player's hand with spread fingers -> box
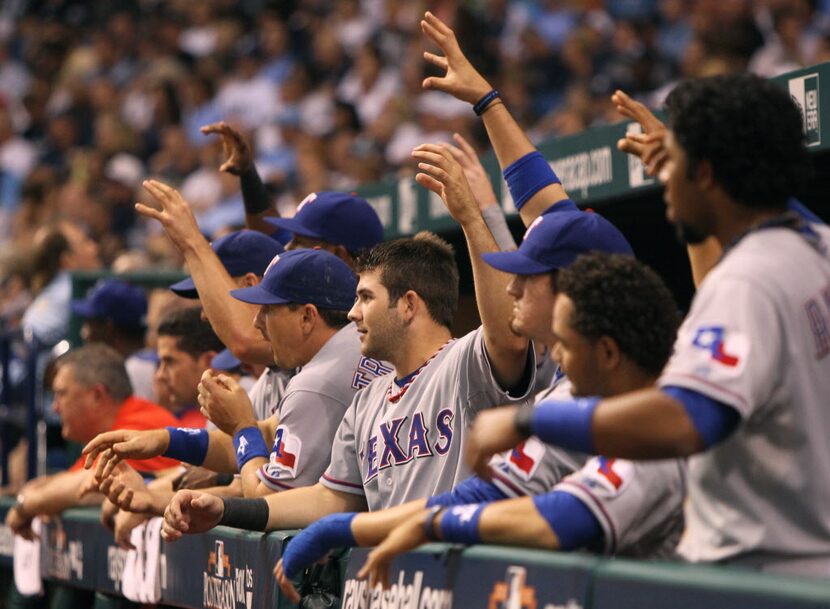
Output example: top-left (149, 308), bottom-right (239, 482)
top-left (99, 462), bottom-right (155, 514)
top-left (200, 121), bottom-right (253, 175)
top-left (465, 405), bottom-right (524, 480)
top-left (420, 11), bottom-right (493, 105)
top-left (274, 559), bottom-right (301, 604)
top-left (197, 369), bottom-right (257, 437)
top-left (135, 179), bottom-right (203, 253)
top-left (357, 512), bottom-right (431, 590)
top-left (412, 143), bottom-right (479, 225)
top-left (161, 490), bottom-right (224, 542)
top-left (82, 428), bottom-right (170, 481)
top-left (444, 133), bottom-right (499, 211)
top-left (611, 90), bottom-right (668, 177)
top-left (100, 498), bottom-right (119, 533)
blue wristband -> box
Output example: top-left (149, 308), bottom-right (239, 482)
top-left (473, 89), bottom-right (500, 116)
top-left (531, 397), bottom-right (599, 454)
top-left (282, 513), bottom-right (357, 579)
top-left (232, 426), bottom-right (270, 470)
top-left (503, 151), bottom-right (560, 211)
top-left (163, 427), bottom-right (209, 465)
top-left (438, 503), bottom-right (485, 544)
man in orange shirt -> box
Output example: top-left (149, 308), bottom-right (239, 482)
top-left (5, 344), bottom-right (180, 540)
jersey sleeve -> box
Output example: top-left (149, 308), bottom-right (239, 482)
top-left (554, 457), bottom-right (686, 557)
top-left (455, 327), bottom-right (536, 414)
top-left (319, 399), bottom-right (365, 497)
top-left (659, 275), bottom-right (782, 418)
top-left (257, 390), bottom-right (346, 492)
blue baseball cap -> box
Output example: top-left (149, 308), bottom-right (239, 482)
top-left (211, 348), bottom-right (242, 371)
top-left (230, 249), bottom-right (357, 310)
top-left (265, 192), bottom-right (384, 254)
top-left (72, 279), bottom-right (147, 329)
top-left (482, 205), bottom-right (633, 274)
top-left (170, 230), bottom-right (285, 298)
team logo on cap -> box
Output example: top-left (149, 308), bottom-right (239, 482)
top-left (263, 254), bottom-right (281, 277)
top-left (523, 216), bottom-right (544, 240)
top-left (296, 192), bottom-right (318, 213)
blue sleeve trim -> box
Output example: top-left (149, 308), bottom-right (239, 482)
top-left (787, 198), bottom-right (823, 225)
top-left (532, 490), bottom-right (603, 551)
top-left (662, 386), bottom-right (740, 448)
top-left (531, 397), bottom-right (599, 454)
top-left (426, 476), bottom-right (508, 508)
top-left (503, 151), bottom-right (560, 211)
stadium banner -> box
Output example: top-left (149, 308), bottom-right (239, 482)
top-left (357, 62), bottom-right (830, 239)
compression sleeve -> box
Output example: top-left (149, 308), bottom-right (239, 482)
top-left (662, 385), bottom-right (740, 448)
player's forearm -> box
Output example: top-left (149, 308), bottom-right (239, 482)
top-left (480, 103), bottom-right (569, 225)
top-left (22, 471), bottom-right (99, 516)
top-left (477, 497), bottom-right (560, 550)
top-left (462, 216), bottom-right (529, 386)
top-left (203, 430), bottom-right (242, 474)
top-left (184, 240), bottom-right (274, 365)
top-left (591, 389), bottom-right (704, 458)
top-left (351, 499), bottom-right (428, 546)
top-left (264, 483), bottom-right (367, 530)
top-left (239, 458), bottom-right (271, 498)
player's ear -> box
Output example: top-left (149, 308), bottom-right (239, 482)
top-left (399, 290), bottom-right (419, 323)
top-left (300, 303), bottom-right (318, 334)
top-left (242, 272), bottom-right (259, 288)
top-left (332, 245), bottom-right (354, 267)
top-left (596, 335), bottom-right (621, 371)
top-left (695, 159), bottom-right (715, 189)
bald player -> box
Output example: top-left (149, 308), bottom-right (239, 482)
top-left (468, 74), bottom-right (830, 577)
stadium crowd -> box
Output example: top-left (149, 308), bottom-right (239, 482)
top-left (1, 1), bottom-right (830, 607)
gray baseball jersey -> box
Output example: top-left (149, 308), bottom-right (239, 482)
top-left (488, 377), bottom-right (586, 497)
top-left (257, 324), bottom-right (392, 491)
top-left (249, 367), bottom-right (294, 421)
top-left (556, 457), bottom-right (686, 558)
top-left (320, 327), bottom-right (536, 510)
top-left (659, 223), bottom-right (830, 574)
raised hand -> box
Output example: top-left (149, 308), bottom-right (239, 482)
top-left (411, 143), bottom-right (479, 224)
top-left (82, 429), bottom-right (170, 481)
top-left (444, 133), bottom-right (498, 211)
top-left (464, 405), bottom-right (524, 480)
top-left (420, 12), bottom-right (493, 104)
top-left (161, 490), bottom-right (224, 542)
top-left (611, 90), bottom-right (668, 177)
top-left (135, 179), bottom-right (203, 252)
top-left (200, 121), bottom-right (253, 175)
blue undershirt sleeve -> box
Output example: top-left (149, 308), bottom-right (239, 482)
top-left (532, 490), bottom-right (603, 551)
top-left (426, 475), bottom-right (509, 507)
top-left (662, 385), bottom-right (741, 448)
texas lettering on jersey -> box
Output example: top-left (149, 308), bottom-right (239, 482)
top-left (352, 356), bottom-right (394, 390)
top-left (362, 409), bottom-right (455, 482)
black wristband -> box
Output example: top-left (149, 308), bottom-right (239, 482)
top-left (514, 405), bottom-right (534, 439)
top-left (473, 90), bottom-right (500, 116)
top-left (215, 473), bottom-right (235, 487)
top-left (219, 497), bottom-right (270, 531)
top-left (239, 166), bottom-right (272, 215)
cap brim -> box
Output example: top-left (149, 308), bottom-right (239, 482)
top-left (480, 251), bottom-right (558, 275)
top-left (169, 277), bottom-right (199, 299)
top-left (264, 217), bottom-right (324, 241)
top-left (211, 349), bottom-right (242, 371)
top-left (230, 285), bottom-right (292, 305)
top-left (70, 300), bottom-right (95, 318)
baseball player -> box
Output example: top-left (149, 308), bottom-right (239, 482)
top-left (84, 249), bottom-right (389, 503)
top-left (468, 74), bottom-right (830, 577)
top-left (157, 140), bottom-right (540, 541)
top-left (275, 253), bottom-right (684, 597)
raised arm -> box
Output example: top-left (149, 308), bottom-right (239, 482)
top-left (137, 179), bottom-right (274, 365)
top-left (611, 90), bottom-right (722, 287)
top-left (200, 121), bottom-right (284, 237)
top-left (420, 12), bottom-right (568, 225)
top-left (412, 143), bottom-right (529, 389)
